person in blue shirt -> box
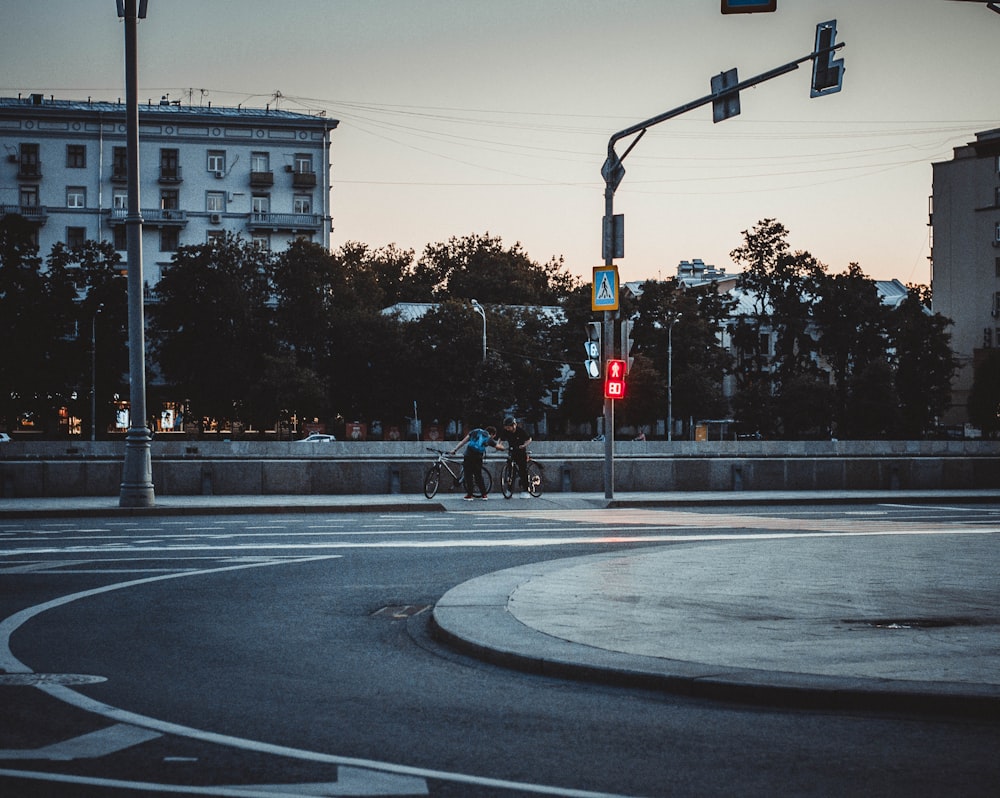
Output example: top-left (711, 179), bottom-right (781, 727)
top-left (450, 425), bottom-right (498, 500)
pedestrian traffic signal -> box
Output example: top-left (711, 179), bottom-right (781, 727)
top-left (584, 321), bottom-right (602, 380)
top-left (604, 359), bottom-right (627, 400)
top-left (810, 20), bottom-right (845, 98)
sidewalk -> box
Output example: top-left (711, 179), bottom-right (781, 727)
top-left (2, 489), bottom-right (999, 716)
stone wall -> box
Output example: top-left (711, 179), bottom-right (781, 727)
top-left (1, 440), bottom-right (998, 497)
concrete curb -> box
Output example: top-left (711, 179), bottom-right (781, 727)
top-left (431, 557), bottom-right (1000, 719)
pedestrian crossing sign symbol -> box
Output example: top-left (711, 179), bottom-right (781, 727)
top-left (592, 266), bottom-right (619, 311)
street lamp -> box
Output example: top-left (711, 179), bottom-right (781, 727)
top-left (90, 303), bottom-right (104, 441)
top-left (471, 299), bottom-right (486, 362)
top-left (117, 0), bottom-right (155, 507)
top-left (667, 313), bottom-right (682, 442)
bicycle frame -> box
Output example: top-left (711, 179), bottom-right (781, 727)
top-left (423, 448), bottom-right (494, 498)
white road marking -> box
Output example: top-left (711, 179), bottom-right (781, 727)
top-left (0, 556), bottom-right (640, 798)
top-left (0, 723), bottom-right (161, 761)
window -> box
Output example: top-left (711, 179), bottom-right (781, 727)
top-left (112, 146), bottom-right (127, 178)
top-left (251, 151), bottom-right (269, 172)
top-left (293, 194), bottom-right (312, 214)
top-left (113, 226), bottom-right (127, 251)
top-left (66, 187), bottom-right (86, 208)
top-left (20, 185), bottom-right (38, 207)
top-left (996, 257), bottom-right (1000, 278)
top-left (160, 189), bottom-right (179, 210)
top-left (251, 233), bottom-right (270, 250)
top-left (251, 194), bottom-right (269, 214)
top-left (19, 143), bottom-right (40, 176)
top-left (294, 153), bottom-right (313, 173)
top-left (206, 230), bottom-right (225, 246)
top-left (66, 226), bottom-right (86, 248)
top-left (113, 190), bottom-right (128, 209)
top-left (996, 222), bottom-right (1000, 243)
top-left (159, 148), bottom-right (180, 180)
top-left (67, 144), bottom-right (86, 168)
top-left (206, 191), bottom-right (225, 212)
top-left (994, 292), bottom-right (1000, 318)
top-left (160, 229), bottom-right (179, 252)
top-left (207, 150), bottom-right (226, 174)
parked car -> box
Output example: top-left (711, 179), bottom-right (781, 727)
top-left (296, 433), bottom-right (336, 443)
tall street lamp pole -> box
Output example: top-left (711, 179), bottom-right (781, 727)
top-left (90, 303), bottom-right (103, 442)
top-left (471, 299), bottom-right (486, 362)
top-left (117, 0), bottom-right (155, 507)
top-left (667, 313), bottom-right (681, 442)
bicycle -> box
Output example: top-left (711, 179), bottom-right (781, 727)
top-left (499, 449), bottom-right (543, 498)
top-left (422, 448), bottom-right (493, 499)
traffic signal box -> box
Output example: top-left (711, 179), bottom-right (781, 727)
top-left (604, 359), bottom-right (627, 400)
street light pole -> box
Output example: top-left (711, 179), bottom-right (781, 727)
top-left (117, 0), bottom-right (155, 507)
top-left (667, 314), bottom-right (681, 442)
top-left (90, 303), bottom-right (103, 441)
top-left (471, 299), bottom-right (486, 362)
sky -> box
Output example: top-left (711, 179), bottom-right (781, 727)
top-left (3, 0), bottom-right (1000, 287)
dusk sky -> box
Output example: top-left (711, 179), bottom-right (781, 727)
top-left (3, 0), bottom-right (999, 287)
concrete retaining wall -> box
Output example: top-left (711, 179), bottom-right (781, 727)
top-left (1, 440), bottom-right (998, 497)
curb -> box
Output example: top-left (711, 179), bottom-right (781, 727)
top-left (431, 560), bottom-right (1000, 720)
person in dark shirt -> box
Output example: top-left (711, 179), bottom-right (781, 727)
top-left (497, 416), bottom-right (532, 497)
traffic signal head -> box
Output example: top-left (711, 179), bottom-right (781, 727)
top-left (604, 359), bottom-right (627, 400)
top-left (584, 321), bottom-right (602, 380)
top-left (621, 319), bottom-right (635, 373)
top-left (811, 20), bottom-right (845, 98)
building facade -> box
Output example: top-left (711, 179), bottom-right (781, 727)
top-left (0, 93), bottom-right (339, 288)
top-left (930, 126), bottom-right (1000, 425)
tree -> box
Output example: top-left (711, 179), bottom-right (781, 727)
top-left (150, 235), bottom-right (275, 428)
top-left (890, 287), bottom-right (957, 438)
top-left (417, 232), bottom-right (579, 305)
top-left (729, 219), bottom-right (825, 436)
top-left (812, 263), bottom-right (890, 437)
top-left (969, 350), bottom-right (1000, 437)
top-left (0, 215), bottom-right (81, 434)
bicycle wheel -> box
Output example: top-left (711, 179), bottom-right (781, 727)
top-left (526, 461), bottom-right (543, 497)
top-left (458, 464), bottom-right (492, 497)
top-left (500, 461), bottom-right (515, 499)
top-left (423, 465), bottom-right (441, 499)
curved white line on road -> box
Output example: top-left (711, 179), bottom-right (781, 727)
top-left (0, 554), bottom-right (637, 798)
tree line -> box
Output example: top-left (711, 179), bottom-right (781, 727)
top-left (1, 213), bottom-right (986, 440)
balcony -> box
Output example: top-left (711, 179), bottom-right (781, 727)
top-left (247, 212), bottom-right (323, 232)
top-left (291, 170), bottom-right (317, 188)
top-left (249, 171), bottom-right (274, 188)
top-left (0, 204), bottom-right (48, 225)
top-left (158, 165), bottom-right (183, 184)
top-left (107, 208), bottom-right (188, 227)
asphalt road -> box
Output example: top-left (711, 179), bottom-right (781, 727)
top-left (1, 504), bottom-right (999, 797)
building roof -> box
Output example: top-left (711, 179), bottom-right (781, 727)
top-left (0, 94), bottom-right (338, 130)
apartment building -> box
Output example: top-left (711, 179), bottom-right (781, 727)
top-left (930, 126), bottom-right (1000, 425)
top-left (0, 93), bottom-right (339, 287)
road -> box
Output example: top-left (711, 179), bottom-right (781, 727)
top-left (1, 502), bottom-right (998, 797)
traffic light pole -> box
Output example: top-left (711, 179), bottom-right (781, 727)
top-left (599, 31), bottom-right (844, 499)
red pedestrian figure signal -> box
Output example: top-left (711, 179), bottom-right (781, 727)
top-left (604, 359), bottom-right (627, 400)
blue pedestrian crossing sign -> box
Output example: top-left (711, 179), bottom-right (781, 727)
top-left (592, 266), bottom-right (620, 311)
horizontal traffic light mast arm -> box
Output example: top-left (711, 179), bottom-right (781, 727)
top-left (605, 41), bottom-right (844, 169)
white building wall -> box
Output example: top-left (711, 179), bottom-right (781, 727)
top-left (0, 95), bottom-right (338, 287)
top-left (931, 127), bottom-right (1000, 425)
